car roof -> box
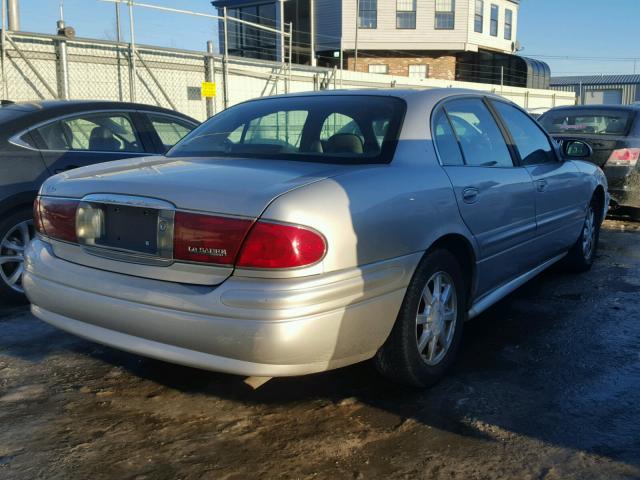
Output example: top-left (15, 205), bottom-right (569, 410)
top-left (544, 104), bottom-right (640, 113)
top-left (0, 100), bottom-right (199, 123)
top-left (254, 87), bottom-right (505, 104)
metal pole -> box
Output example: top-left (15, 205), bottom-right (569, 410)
top-left (500, 66), bottom-right (504, 93)
top-left (205, 40), bottom-right (216, 117)
top-left (115, 2), bottom-right (123, 101)
top-left (339, 46), bottom-right (343, 88)
top-left (1, 0), bottom-right (6, 99)
top-left (56, 20), bottom-right (70, 99)
top-left (127, 0), bottom-right (137, 102)
top-left (354, 0), bottom-right (359, 71)
top-left (287, 21), bottom-right (292, 93)
top-left (222, 6), bottom-right (229, 109)
top-left (7, 0), bottom-right (18, 31)
top-left (309, 0), bottom-right (316, 66)
top-left (279, 0), bottom-right (285, 63)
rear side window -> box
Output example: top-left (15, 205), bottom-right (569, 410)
top-left (35, 113), bottom-right (144, 152)
top-left (147, 114), bottom-right (195, 151)
top-left (433, 109), bottom-right (464, 166)
top-left (444, 98), bottom-right (513, 167)
top-left (539, 108), bottom-right (632, 135)
top-left (492, 101), bottom-right (556, 165)
top-left (168, 95), bottom-right (406, 164)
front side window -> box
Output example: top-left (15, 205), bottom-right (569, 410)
top-left (490, 4), bottom-right (499, 36)
top-left (359, 0), bottom-right (377, 29)
top-left (435, 0), bottom-right (455, 29)
top-left (492, 101), bottom-right (555, 165)
top-left (35, 113), bottom-right (143, 152)
top-left (504, 9), bottom-right (513, 40)
top-left (408, 64), bottom-right (428, 79)
top-left (539, 108), bottom-right (632, 136)
top-left (443, 98), bottom-right (513, 167)
top-left (168, 95), bottom-right (406, 164)
top-left (368, 64), bottom-right (388, 74)
top-left (147, 114), bottom-right (195, 151)
top-left (396, 0), bottom-right (416, 29)
top-left (474, 0), bottom-right (484, 33)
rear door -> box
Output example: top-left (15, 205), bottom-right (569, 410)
top-left (491, 100), bottom-right (589, 258)
top-left (434, 97), bottom-right (538, 296)
top-left (29, 111), bottom-right (153, 174)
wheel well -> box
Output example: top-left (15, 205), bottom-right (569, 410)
top-left (593, 185), bottom-right (606, 223)
top-left (427, 234), bottom-right (476, 307)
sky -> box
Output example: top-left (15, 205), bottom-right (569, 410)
top-left (14, 0), bottom-right (640, 78)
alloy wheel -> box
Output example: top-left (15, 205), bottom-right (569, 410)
top-left (416, 271), bottom-right (458, 366)
top-left (582, 206), bottom-right (596, 260)
top-left (0, 219), bottom-right (34, 293)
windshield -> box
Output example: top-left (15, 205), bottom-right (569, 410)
top-left (168, 95), bottom-right (406, 164)
top-left (539, 108), bottom-right (632, 136)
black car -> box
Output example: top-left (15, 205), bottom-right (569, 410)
top-left (539, 105), bottom-right (640, 216)
top-left (0, 100), bottom-right (199, 302)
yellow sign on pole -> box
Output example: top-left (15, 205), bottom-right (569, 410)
top-left (201, 82), bottom-right (217, 98)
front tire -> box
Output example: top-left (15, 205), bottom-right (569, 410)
top-left (0, 208), bottom-right (34, 304)
top-left (374, 249), bottom-right (466, 388)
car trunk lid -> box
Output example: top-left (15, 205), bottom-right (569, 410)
top-left (40, 156), bottom-right (354, 285)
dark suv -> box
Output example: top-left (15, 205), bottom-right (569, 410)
top-left (0, 100), bottom-right (199, 302)
top-left (539, 105), bottom-right (640, 217)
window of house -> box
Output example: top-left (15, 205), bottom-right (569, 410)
top-left (359, 0), bottom-right (377, 29)
top-left (396, 0), bottom-right (416, 29)
top-left (474, 0), bottom-right (484, 33)
top-left (435, 0), bottom-right (455, 29)
top-left (408, 64), bottom-right (429, 79)
top-left (490, 4), bottom-right (499, 36)
top-left (368, 64), bottom-right (388, 74)
top-left (504, 9), bottom-right (513, 40)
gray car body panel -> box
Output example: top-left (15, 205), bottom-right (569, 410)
top-left (24, 88), bottom-right (609, 377)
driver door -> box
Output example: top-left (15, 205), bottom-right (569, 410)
top-left (435, 97), bottom-right (538, 296)
top-left (30, 111), bottom-right (153, 175)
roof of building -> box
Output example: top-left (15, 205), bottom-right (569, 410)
top-left (551, 74), bottom-right (640, 86)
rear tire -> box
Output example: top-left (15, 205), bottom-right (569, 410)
top-left (564, 197), bottom-right (601, 273)
top-left (374, 249), bottom-right (466, 388)
top-left (0, 208), bottom-right (34, 304)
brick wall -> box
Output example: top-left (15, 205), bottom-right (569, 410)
top-left (344, 52), bottom-right (457, 80)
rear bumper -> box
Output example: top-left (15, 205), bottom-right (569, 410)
top-left (24, 239), bottom-right (418, 377)
top-left (603, 166), bottom-right (640, 209)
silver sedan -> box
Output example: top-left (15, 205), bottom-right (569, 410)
top-left (23, 89), bottom-right (609, 387)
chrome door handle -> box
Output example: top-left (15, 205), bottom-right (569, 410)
top-left (462, 187), bottom-right (479, 204)
top-left (536, 179), bottom-right (548, 192)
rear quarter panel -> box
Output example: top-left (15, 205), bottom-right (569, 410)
top-left (254, 142), bottom-right (477, 279)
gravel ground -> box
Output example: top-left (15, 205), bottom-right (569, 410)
top-left (1, 219), bottom-right (639, 480)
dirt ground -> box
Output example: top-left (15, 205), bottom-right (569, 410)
top-left (1, 219), bottom-right (639, 480)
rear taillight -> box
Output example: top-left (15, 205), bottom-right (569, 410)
top-left (236, 221), bottom-right (326, 269)
top-left (34, 197), bottom-right (79, 243)
top-left (173, 211), bottom-right (253, 265)
top-left (606, 148), bottom-right (640, 167)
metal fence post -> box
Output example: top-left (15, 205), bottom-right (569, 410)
top-left (222, 7), bottom-right (229, 109)
top-left (205, 40), bottom-right (216, 117)
top-left (55, 20), bottom-right (70, 99)
top-left (127, 0), bottom-right (137, 102)
top-left (115, 2), bottom-right (124, 101)
top-left (287, 21), bottom-right (292, 93)
top-left (1, 0), bottom-right (6, 100)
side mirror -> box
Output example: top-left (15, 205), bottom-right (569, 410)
top-left (562, 139), bottom-right (592, 159)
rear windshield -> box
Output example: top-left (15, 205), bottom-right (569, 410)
top-left (539, 108), bottom-right (632, 136)
top-left (168, 95), bottom-right (406, 164)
